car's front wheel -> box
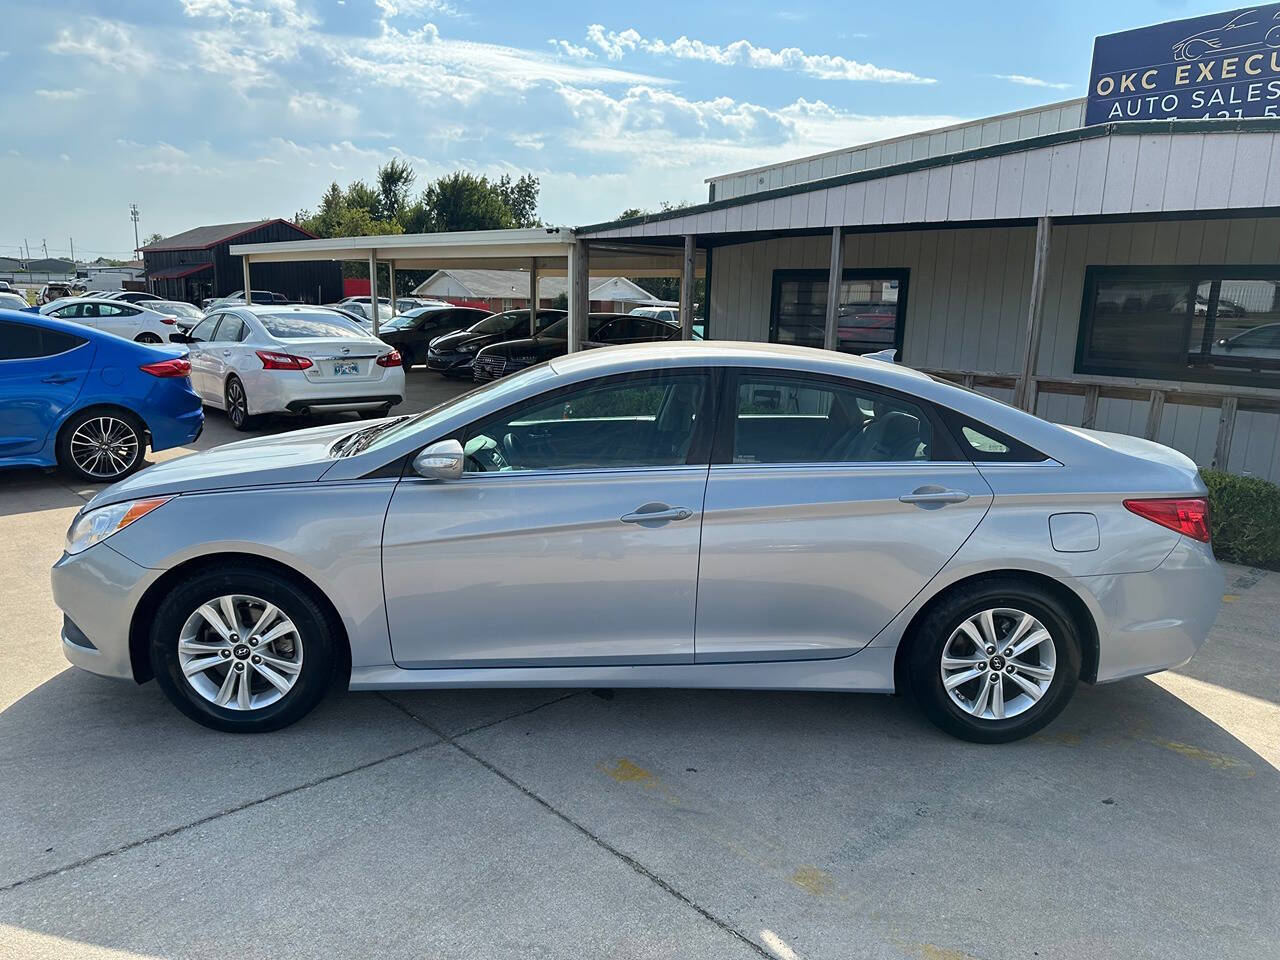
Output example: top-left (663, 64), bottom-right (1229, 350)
top-left (150, 564), bottom-right (338, 732)
top-left (908, 578), bottom-right (1082, 743)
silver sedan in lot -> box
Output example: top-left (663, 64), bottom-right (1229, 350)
top-left (50, 342), bottom-right (1223, 742)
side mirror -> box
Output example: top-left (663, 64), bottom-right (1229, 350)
top-left (169, 332), bottom-right (193, 343)
top-left (413, 438), bottom-right (464, 480)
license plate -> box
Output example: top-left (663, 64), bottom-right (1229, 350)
top-left (333, 361), bottom-right (359, 376)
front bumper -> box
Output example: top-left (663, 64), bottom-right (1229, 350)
top-left (51, 543), bottom-right (157, 681)
top-left (1086, 537), bottom-right (1225, 683)
top-left (425, 350), bottom-right (473, 372)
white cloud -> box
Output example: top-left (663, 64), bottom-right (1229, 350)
top-left (376, 0), bottom-right (462, 16)
top-left (47, 18), bottom-right (141, 71)
top-left (288, 92), bottom-right (359, 123)
top-left (549, 39), bottom-right (595, 59)
top-left (581, 25), bottom-right (934, 83)
top-left (994, 74), bottom-right (1073, 91)
top-left (35, 88), bottom-right (85, 100)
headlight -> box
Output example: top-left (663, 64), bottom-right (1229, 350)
top-left (65, 497), bottom-right (171, 555)
top-left (459, 342), bottom-right (479, 353)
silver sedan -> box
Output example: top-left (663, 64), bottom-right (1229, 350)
top-left (51, 342), bottom-right (1223, 742)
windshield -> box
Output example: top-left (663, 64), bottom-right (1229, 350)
top-left (380, 314), bottom-right (419, 330)
top-left (467, 312), bottom-right (523, 335)
top-left (536, 316), bottom-right (611, 340)
top-left (260, 312), bottom-right (367, 339)
top-left (357, 368), bottom-right (550, 454)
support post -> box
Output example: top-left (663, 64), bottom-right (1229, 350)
top-left (1081, 385), bottom-right (1100, 429)
top-left (1144, 389), bottom-right (1166, 441)
top-left (1013, 216), bottom-right (1052, 411)
top-left (242, 256), bottom-right (251, 306)
top-left (388, 260), bottom-right (397, 316)
top-left (679, 234), bottom-right (696, 340)
top-left (1213, 396), bottom-right (1238, 469)
top-left (368, 251), bottom-right (380, 338)
top-left (824, 226), bottom-right (845, 351)
top-left (567, 241), bottom-right (589, 353)
top-left (528, 259), bottom-right (539, 336)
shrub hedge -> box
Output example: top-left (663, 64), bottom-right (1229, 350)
top-left (1201, 469), bottom-right (1280, 570)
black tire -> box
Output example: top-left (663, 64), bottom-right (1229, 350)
top-left (359, 403), bottom-right (394, 420)
top-left (907, 578), bottom-right (1082, 744)
top-left (56, 407), bottom-right (147, 483)
top-left (224, 375), bottom-right (257, 431)
top-left (134, 333), bottom-right (163, 344)
top-left (149, 563), bottom-right (338, 733)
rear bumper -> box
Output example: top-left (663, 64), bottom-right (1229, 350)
top-left (284, 394), bottom-right (403, 412)
top-left (1085, 537), bottom-right (1225, 683)
top-left (144, 384), bottom-right (205, 452)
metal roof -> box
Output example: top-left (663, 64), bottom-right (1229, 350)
top-left (142, 219), bottom-right (313, 252)
top-left (414, 269), bottom-right (659, 302)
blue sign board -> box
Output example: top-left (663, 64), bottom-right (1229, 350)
top-left (1087, 4), bottom-right (1280, 124)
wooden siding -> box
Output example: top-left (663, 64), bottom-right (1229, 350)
top-left (708, 217), bottom-right (1280, 482)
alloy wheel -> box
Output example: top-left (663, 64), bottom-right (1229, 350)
top-left (177, 594), bottom-right (304, 711)
top-left (68, 416), bottom-right (141, 479)
top-left (939, 607), bottom-right (1057, 721)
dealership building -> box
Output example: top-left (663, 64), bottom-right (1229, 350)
top-left (237, 11), bottom-right (1280, 484)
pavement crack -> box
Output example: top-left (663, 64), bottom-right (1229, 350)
top-left (377, 692), bottom-right (773, 959)
top-left (0, 739), bottom-right (438, 895)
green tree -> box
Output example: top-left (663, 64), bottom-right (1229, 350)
top-left (496, 173), bottom-right (541, 227)
top-left (343, 180), bottom-right (381, 220)
top-left (377, 158), bottom-right (416, 224)
top-left (143, 232), bottom-right (165, 246)
top-left (416, 171), bottom-right (515, 232)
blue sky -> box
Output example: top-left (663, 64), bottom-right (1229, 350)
top-left (0, 0), bottom-right (1240, 259)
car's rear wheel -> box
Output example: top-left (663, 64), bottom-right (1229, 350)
top-left (224, 375), bottom-right (257, 431)
top-left (150, 564), bottom-right (337, 732)
top-left (908, 578), bottom-right (1082, 743)
top-left (57, 408), bottom-right (147, 483)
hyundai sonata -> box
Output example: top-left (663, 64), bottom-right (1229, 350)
top-left (51, 343), bottom-right (1223, 742)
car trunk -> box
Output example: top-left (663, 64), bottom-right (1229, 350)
top-left (280, 338), bottom-right (388, 384)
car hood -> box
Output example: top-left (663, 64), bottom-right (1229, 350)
top-left (482, 336), bottom-right (566, 360)
top-left (432, 329), bottom-right (496, 350)
top-left (85, 420), bottom-right (362, 510)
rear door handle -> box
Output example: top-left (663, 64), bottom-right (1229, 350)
top-left (41, 374), bottom-right (77, 384)
top-left (899, 487), bottom-right (970, 506)
top-left (621, 504), bottom-right (694, 524)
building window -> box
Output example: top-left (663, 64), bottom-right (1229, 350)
top-left (1077, 266), bottom-right (1280, 388)
top-left (770, 269), bottom-right (908, 356)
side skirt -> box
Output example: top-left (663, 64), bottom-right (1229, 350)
top-left (350, 646), bottom-right (896, 693)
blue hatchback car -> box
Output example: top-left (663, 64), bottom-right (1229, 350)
top-left (0, 309), bottom-right (204, 483)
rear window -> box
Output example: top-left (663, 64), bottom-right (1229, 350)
top-left (260, 312), bottom-right (365, 339)
top-left (0, 320), bottom-right (87, 360)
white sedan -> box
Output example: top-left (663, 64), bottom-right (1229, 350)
top-left (173, 305), bottom-right (405, 430)
top-left (40, 297), bottom-right (181, 343)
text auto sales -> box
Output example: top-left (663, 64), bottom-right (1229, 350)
top-left (1095, 50), bottom-right (1280, 118)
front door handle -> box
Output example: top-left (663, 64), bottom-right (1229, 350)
top-left (620, 503), bottom-right (694, 524)
top-left (41, 374), bottom-right (77, 384)
top-left (899, 486), bottom-right (970, 507)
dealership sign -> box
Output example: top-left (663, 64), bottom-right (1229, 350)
top-left (1087, 4), bottom-right (1280, 124)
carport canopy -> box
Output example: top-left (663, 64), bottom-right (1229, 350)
top-left (229, 227), bottom-right (705, 348)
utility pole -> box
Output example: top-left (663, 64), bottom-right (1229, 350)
top-left (69, 237), bottom-right (74, 263)
top-left (130, 203), bottom-right (140, 258)
top-left (23, 239), bottom-right (30, 262)
top-left (41, 239), bottom-right (48, 259)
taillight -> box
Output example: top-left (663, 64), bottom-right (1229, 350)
top-left (160, 315), bottom-right (177, 325)
top-left (139, 358), bottom-right (191, 378)
top-left (256, 350), bottom-right (313, 370)
top-left (1123, 497), bottom-right (1211, 543)
top-left (376, 350), bottom-right (402, 367)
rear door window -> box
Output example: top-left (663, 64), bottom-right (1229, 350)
top-left (729, 373), bottom-right (934, 464)
top-left (0, 321), bottom-right (87, 360)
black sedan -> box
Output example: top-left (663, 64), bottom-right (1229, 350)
top-left (426, 308), bottom-right (566, 377)
top-left (376, 305), bottom-right (491, 368)
top-left (472, 313), bottom-right (691, 382)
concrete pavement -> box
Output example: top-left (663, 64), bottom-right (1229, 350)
top-left (0, 369), bottom-right (1276, 959)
